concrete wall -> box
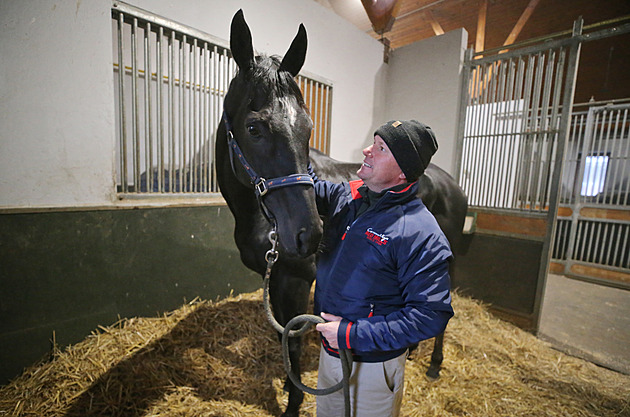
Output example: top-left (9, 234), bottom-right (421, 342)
top-left (0, 0), bottom-right (117, 209)
top-left (382, 29), bottom-right (468, 175)
top-left (0, 205), bottom-right (260, 384)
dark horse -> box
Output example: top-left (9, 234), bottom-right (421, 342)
top-left (217, 10), bottom-right (467, 417)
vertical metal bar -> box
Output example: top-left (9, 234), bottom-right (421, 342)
top-left (315, 83), bottom-right (324, 149)
top-left (585, 221), bottom-right (595, 262)
top-left (472, 63), bottom-right (488, 206)
top-left (487, 61), bottom-right (500, 207)
top-left (599, 110), bottom-right (614, 202)
top-left (587, 110), bottom-right (603, 198)
top-left (471, 63), bottom-right (486, 206)
top-left (546, 48), bottom-right (567, 205)
top-left (533, 17), bottom-right (583, 333)
top-left (116, 12), bottom-right (128, 193)
top-left (498, 58), bottom-right (514, 208)
top-left (592, 220), bottom-right (603, 265)
top-left (211, 46), bottom-right (219, 192)
top-left (454, 48), bottom-right (473, 186)
top-left (144, 22), bottom-right (153, 193)
top-left (310, 79), bottom-right (316, 148)
top-left (465, 63), bottom-right (480, 204)
top-left (599, 222), bottom-right (611, 265)
top-left (610, 222), bottom-right (621, 268)
top-left (131, 17), bottom-right (140, 193)
top-left (192, 38), bottom-right (198, 192)
top-left (180, 34), bottom-right (187, 193)
top-left (528, 51), bottom-right (545, 211)
top-left (518, 54), bottom-right (536, 209)
top-left (169, 30), bottom-right (175, 192)
top-left (619, 225), bottom-right (629, 268)
top-left (202, 42), bottom-right (208, 192)
top-left (157, 26), bottom-right (164, 193)
top-left (537, 48), bottom-right (556, 210)
top-left (474, 63), bottom-right (489, 206)
top-left (607, 109), bottom-right (623, 205)
top-left (324, 84), bottom-right (332, 155)
top-left (492, 60), bottom-right (510, 207)
top-left (187, 36), bottom-right (193, 192)
top-left (619, 109), bottom-right (630, 205)
top-left (508, 56), bottom-right (526, 208)
top-left (503, 58), bottom-right (519, 208)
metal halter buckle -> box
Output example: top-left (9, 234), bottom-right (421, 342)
top-left (255, 178), bottom-right (269, 197)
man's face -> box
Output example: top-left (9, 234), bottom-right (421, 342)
top-left (356, 135), bottom-right (406, 193)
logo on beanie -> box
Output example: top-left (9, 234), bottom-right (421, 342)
top-left (392, 121), bottom-right (402, 128)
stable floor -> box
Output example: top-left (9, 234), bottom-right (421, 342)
top-left (539, 273), bottom-right (630, 375)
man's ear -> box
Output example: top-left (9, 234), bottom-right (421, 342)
top-left (399, 172), bottom-right (406, 180)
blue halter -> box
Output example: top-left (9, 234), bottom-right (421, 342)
top-left (222, 110), bottom-right (314, 200)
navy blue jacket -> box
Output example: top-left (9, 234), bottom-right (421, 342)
top-left (313, 178), bottom-right (454, 362)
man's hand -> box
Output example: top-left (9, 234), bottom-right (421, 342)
top-left (315, 312), bottom-right (343, 349)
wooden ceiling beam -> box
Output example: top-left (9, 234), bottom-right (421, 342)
top-left (475, 0), bottom-right (488, 52)
top-left (361, 0), bottom-right (403, 35)
top-left (425, 9), bottom-right (445, 35)
top-left (503, 0), bottom-right (542, 46)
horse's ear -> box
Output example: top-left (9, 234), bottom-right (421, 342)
top-left (230, 9), bottom-right (255, 71)
top-left (279, 24), bottom-right (307, 77)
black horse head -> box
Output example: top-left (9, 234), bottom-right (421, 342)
top-left (220, 10), bottom-right (321, 261)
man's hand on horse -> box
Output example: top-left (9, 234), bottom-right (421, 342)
top-left (316, 312), bottom-right (343, 349)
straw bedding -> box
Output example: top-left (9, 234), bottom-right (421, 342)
top-left (1, 289), bottom-right (628, 417)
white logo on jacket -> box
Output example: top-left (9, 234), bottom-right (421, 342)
top-left (365, 228), bottom-right (389, 245)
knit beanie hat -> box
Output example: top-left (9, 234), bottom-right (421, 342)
top-left (374, 119), bottom-right (438, 181)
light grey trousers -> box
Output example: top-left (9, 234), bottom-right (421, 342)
top-left (316, 347), bottom-right (407, 417)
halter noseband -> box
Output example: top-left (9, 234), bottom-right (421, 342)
top-left (222, 111), bottom-right (314, 220)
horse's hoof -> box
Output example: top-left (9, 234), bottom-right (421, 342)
top-left (425, 365), bottom-right (441, 381)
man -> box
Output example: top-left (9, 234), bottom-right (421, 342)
top-left (312, 120), bottom-right (454, 417)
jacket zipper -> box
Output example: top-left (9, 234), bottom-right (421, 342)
top-left (368, 303), bottom-right (375, 318)
top-left (341, 225), bottom-right (350, 240)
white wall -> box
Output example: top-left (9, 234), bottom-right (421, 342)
top-left (382, 29), bottom-right (468, 175)
top-left (0, 0), bottom-right (116, 208)
top-left (0, 0), bottom-right (384, 209)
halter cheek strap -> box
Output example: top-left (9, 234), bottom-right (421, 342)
top-left (222, 110), bottom-right (314, 209)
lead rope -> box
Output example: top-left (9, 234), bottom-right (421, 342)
top-left (262, 227), bottom-right (353, 417)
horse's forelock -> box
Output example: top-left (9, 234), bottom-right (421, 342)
top-left (248, 55), bottom-right (305, 106)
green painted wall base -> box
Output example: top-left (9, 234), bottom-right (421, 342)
top-left (0, 205), bottom-right (260, 385)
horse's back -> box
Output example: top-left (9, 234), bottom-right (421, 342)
top-left (420, 164), bottom-right (468, 251)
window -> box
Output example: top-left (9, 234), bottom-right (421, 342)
top-left (580, 154), bottom-right (609, 197)
top-left (112, 3), bottom-right (332, 196)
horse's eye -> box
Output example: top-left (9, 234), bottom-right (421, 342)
top-left (247, 125), bottom-right (261, 138)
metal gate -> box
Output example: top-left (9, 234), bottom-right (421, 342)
top-left (551, 103), bottom-right (630, 289)
top-left (453, 20), bottom-right (583, 331)
top-left (454, 16), bottom-right (630, 331)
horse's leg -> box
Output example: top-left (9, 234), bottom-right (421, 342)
top-left (269, 262), bottom-right (314, 417)
top-left (425, 331), bottom-right (444, 380)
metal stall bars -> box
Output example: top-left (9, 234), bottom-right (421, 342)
top-left (298, 72), bottom-right (334, 156)
top-left (552, 101), bottom-right (630, 289)
top-left (453, 18), bottom-right (584, 331)
top-left (111, 1), bottom-right (333, 196)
